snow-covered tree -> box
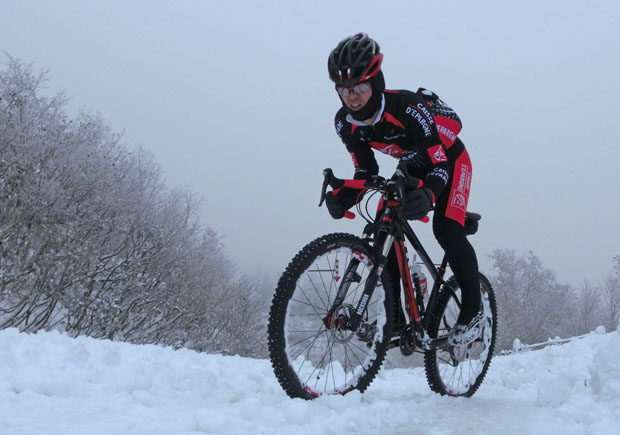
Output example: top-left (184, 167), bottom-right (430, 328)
top-left (569, 280), bottom-right (601, 336)
top-left (600, 255), bottom-right (620, 332)
top-left (488, 249), bottom-right (575, 350)
top-left (0, 56), bottom-right (266, 357)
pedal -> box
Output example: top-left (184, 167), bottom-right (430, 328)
top-left (388, 337), bottom-right (401, 350)
top-left (399, 325), bottom-right (416, 356)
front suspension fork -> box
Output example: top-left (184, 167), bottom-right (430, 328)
top-left (323, 256), bottom-right (361, 327)
top-left (325, 234), bottom-right (395, 332)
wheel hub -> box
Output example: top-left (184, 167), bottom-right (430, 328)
top-left (324, 305), bottom-right (356, 343)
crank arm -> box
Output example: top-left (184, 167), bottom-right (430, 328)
top-left (419, 335), bottom-right (450, 351)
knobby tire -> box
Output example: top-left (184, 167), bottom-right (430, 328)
top-left (423, 273), bottom-right (497, 396)
top-left (268, 233), bottom-right (394, 399)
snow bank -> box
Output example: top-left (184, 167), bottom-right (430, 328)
top-left (1, 327), bottom-right (619, 435)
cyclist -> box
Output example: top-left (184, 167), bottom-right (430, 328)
top-left (325, 33), bottom-right (482, 346)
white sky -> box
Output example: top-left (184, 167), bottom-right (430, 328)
top-left (3, 0), bottom-right (619, 285)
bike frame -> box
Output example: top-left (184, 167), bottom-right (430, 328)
top-left (379, 211), bottom-right (458, 332)
top-left (359, 199), bottom-right (457, 341)
top-left (321, 169), bottom-right (460, 349)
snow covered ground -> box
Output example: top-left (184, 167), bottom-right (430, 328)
top-left (1, 327), bottom-right (619, 435)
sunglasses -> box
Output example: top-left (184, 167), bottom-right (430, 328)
top-left (336, 82), bottom-right (371, 98)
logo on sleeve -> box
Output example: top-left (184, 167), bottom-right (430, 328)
top-left (450, 162), bottom-right (472, 211)
top-left (428, 145), bottom-right (448, 164)
top-left (405, 106), bottom-right (432, 137)
top-left (335, 119), bottom-right (344, 137)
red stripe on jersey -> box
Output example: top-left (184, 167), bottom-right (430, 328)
top-left (349, 152), bottom-right (359, 168)
top-left (383, 111), bottom-right (405, 129)
top-left (370, 141), bottom-right (407, 157)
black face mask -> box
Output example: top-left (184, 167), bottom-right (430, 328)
top-left (340, 70), bottom-right (385, 122)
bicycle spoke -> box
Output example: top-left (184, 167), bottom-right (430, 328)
top-left (297, 278), bottom-right (329, 314)
top-left (270, 234), bottom-right (393, 398)
top-left (321, 253), bottom-right (338, 308)
top-left (290, 296), bottom-right (325, 315)
top-left (306, 265), bottom-right (332, 311)
top-left (303, 332), bottom-right (337, 388)
top-left (292, 327), bottom-right (329, 369)
top-left (424, 275), bottom-right (497, 397)
top-left (288, 329), bottom-right (326, 349)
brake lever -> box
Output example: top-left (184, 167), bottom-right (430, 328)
top-left (319, 168), bottom-right (346, 206)
top-left (392, 163), bottom-right (419, 209)
top-left (394, 169), bottom-right (407, 206)
top-left (396, 162), bottom-right (423, 190)
top-left (394, 165), bottom-right (430, 223)
top-left (319, 168), bottom-right (357, 219)
top-left (319, 168), bottom-right (333, 207)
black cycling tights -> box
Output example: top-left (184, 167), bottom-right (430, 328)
top-left (433, 215), bottom-right (481, 324)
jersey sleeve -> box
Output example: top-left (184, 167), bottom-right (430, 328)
top-left (400, 97), bottom-right (450, 200)
top-left (334, 111), bottom-right (379, 181)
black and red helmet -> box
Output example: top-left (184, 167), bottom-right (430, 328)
top-left (328, 33), bottom-right (383, 87)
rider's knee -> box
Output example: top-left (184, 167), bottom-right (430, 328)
top-left (433, 216), bottom-right (467, 250)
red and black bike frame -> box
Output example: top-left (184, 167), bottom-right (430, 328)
top-left (320, 167), bottom-right (460, 346)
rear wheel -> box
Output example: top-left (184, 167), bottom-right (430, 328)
top-left (423, 273), bottom-right (497, 396)
top-left (268, 233), bottom-right (394, 399)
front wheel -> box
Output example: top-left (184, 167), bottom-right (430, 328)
top-left (268, 233), bottom-right (394, 399)
top-left (423, 273), bottom-right (497, 396)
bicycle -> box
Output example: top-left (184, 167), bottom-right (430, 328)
top-left (267, 163), bottom-right (497, 399)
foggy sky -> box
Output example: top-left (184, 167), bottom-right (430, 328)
top-left (3, 0), bottom-right (619, 285)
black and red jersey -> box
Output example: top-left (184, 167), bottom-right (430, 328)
top-left (334, 88), bottom-right (465, 201)
top-left (333, 87), bottom-right (479, 312)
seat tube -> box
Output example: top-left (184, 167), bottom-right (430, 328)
top-left (394, 240), bottom-right (420, 323)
